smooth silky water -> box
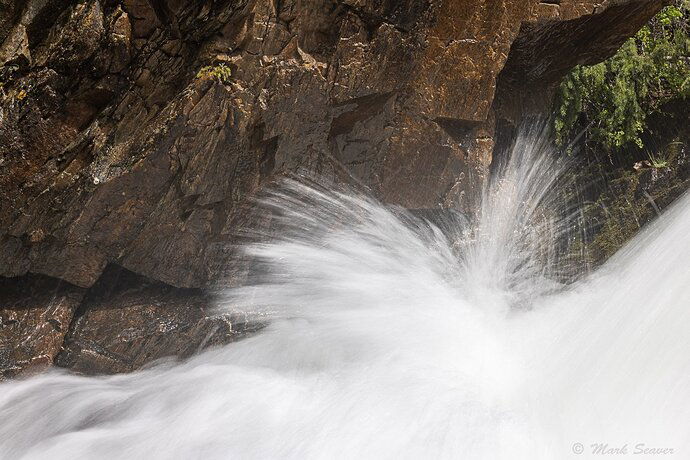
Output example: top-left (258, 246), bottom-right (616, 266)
top-left (1, 127), bottom-right (688, 459)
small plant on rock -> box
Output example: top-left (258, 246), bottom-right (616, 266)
top-left (196, 63), bottom-right (232, 84)
top-left (646, 150), bottom-right (669, 168)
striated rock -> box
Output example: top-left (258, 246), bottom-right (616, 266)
top-left (0, 0), bottom-right (668, 375)
top-left (55, 265), bottom-right (254, 375)
top-left (1, 264), bottom-right (252, 377)
top-left (0, 0), bottom-right (667, 291)
top-left (0, 275), bottom-right (84, 379)
top-left (32, 0), bottom-right (105, 70)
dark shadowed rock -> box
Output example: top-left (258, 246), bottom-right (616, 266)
top-left (55, 265), bottom-right (255, 375)
top-left (0, 275), bottom-right (84, 379)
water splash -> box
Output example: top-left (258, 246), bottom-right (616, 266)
top-left (1, 127), bottom-right (688, 459)
top-left (460, 123), bottom-right (580, 306)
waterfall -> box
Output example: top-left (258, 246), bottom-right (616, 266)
top-left (1, 127), bottom-right (688, 459)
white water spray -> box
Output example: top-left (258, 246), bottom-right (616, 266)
top-left (1, 127), bottom-right (688, 459)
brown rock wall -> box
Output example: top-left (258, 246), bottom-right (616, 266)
top-left (0, 0), bottom-right (668, 375)
top-left (0, 274), bottom-right (84, 379)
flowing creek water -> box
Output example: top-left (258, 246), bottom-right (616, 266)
top-left (1, 128), bottom-right (688, 459)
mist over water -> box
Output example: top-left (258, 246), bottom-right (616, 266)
top-left (1, 127), bottom-right (689, 459)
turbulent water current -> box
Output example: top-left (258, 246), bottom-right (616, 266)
top-left (1, 128), bottom-right (688, 459)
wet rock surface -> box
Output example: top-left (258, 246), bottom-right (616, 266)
top-left (0, 0), bottom-right (668, 375)
top-left (1, 265), bottom-right (253, 377)
top-left (575, 148), bottom-right (690, 269)
top-left (0, 275), bottom-right (84, 379)
top-left (55, 265), bottom-right (252, 375)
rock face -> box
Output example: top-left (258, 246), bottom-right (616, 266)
top-left (55, 265), bottom-right (254, 375)
top-left (571, 104), bottom-right (690, 270)
top-left (0, 0), bottom-right (667, 375)
top-left (0, 274), bottom-right (84, 379)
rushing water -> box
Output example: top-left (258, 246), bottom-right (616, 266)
top-left (1, 127), bottom-right (688, 459)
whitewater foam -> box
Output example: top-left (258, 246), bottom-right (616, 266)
top-left (0, 128), bottom-right (688, 459)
